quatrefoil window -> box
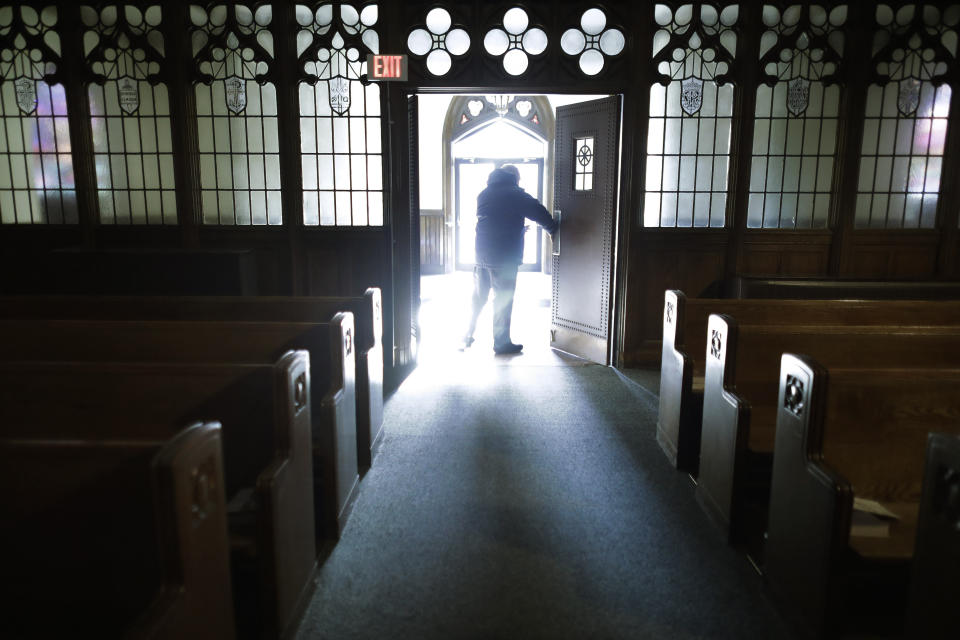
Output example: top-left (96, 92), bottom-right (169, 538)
top-left (561, 8), bottom-right (625, 76)
top-left (407, 8), bottom-right (470, 76)
top-left (483, 7), bottom-right (548, 76)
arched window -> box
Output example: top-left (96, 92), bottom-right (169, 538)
top-left (856, 4), bottom-right (958, 229)
top-left (84, 4), bottom-right (176, 225)
top-left (0, 5), bottom-right (75, 224)
top-left (645, 4), bottom-right (739, 228)
top-left (442, 95), bottom-right (552, 271)
top-left (748, 5), bottom-right (845, 229)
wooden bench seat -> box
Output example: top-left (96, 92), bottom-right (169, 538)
top-left (727, 275), bottom-right (960, 300)
top-left (0, 315), bottom-right (359, 541)
top-left (0, 422), bottom-right (235, 639)
top-left (0, 354), bottom-right (315, 639)
top-left (697, 316), bottom-right (960, 546)
top-left (658, 289), bottom-right (960, 472)
top-left (0, 289), bottom-right (384, 469)
top-left (764, 356), bottom-right (960, 638)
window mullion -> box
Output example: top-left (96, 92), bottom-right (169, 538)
top-left (59, 4), bottom-right (98, 239)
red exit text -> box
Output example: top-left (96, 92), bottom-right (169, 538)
top-left (367, 55), bottom-right (408, 81)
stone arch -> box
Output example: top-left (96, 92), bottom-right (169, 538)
top-left (439, 95), bottom-right (555, 273)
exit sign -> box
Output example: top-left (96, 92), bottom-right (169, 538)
top-left (367, 54), bottom-right (408, 81)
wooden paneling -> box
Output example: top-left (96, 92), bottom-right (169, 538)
top-left (305, 230), bottom-right (388, 298)
top-left (419, 209), bottom-right (445, 275)
top-left (738, 231), bottom-right (832, 277)
top-left (621, 231), bottom-right (727, 366)
top-left (844, 231), bottom-right (940, 280)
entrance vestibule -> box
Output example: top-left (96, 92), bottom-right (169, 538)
top-left (414, 94), bottom-right (613, 364)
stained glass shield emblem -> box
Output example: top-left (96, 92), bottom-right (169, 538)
top-left (897, 78), bottom-right (921, 115)
top-left (224, 76), bottom-right (247, 114)
top-left (14, 77), bottom-right (36, 114)
top-left (329, 77), bottom-right (351, 115)
top-left (680, 76), bottom-right (703, 115)
top-left (117, 76), bottom-right (140, 114)
top-left (787, 77), bottom-right (810, 116)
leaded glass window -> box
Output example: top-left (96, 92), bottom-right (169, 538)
top-left (192, 4), bottom-right (280, 226)
top-left (297, 3), bottom-right (382, 226)
top-left (0, 6), bottom-right (75, 224)
top-left (575, 136), bottom-right (594, 190)
top-left (84, 5), bottom-right (175, 225)
top-left (856, 5), bottom-right (958, 229)
top-left (645, 4), bottom-right (738, 228)
top-left (748, 5), bottom-right (845, 229)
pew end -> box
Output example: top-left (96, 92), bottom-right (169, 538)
top-left (252, 350), bottom-right (317, 638)
top-left (906, 432), bottom-right (960, 639)
top-left (133, 421), bottom-right (236, 640)
top-left (764, 354), bottom-right (853, 638)
top-left (359, 287), bottom-right (385, 469)
top-left (696, 313), bottom-right (755, 545)
top-left (1, 422), bottom-right (235, 639)
top-left (658, 290), bottom-right (703, 473)
top-left (316, 312), bottom-right (360, 539)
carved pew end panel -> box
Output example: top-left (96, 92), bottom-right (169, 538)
top-left (765, 354), bottom-right (852, 638)
top-left (696, 313), bottom-right (751, 542)
top-left (907, 432), bottom-right (960, 639)
top-left (658, 289), bottom-right (702, 472)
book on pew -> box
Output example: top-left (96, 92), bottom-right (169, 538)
top-left (850, 497), bottom-right (900, 538)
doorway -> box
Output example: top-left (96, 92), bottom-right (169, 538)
top-left (414, 94), bottom-right (617, 366)
top-left (455, 157), bottom-right (544, 271)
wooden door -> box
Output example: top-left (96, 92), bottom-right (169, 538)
top-left (550, 96), bottom-right (621, 364)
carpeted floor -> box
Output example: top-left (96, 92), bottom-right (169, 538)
top-left (292, 356), bottom-right (795, 639)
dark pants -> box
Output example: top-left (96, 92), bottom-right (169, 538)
top-left (466, 263), bottom-right (519, 348)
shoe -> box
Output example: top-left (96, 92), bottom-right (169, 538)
top-left (493, 342), bottom-right (523, 355)
top-left (459, 336), bottom-right (475, 351)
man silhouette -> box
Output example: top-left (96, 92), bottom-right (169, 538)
top-left (462, 164), bottom-right (559, 354)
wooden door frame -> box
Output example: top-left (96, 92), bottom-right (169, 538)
top-left (389, 87), bottom-right (633, 378)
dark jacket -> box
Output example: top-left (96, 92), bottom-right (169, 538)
top-left (474, 168), bottom-right (558, 267)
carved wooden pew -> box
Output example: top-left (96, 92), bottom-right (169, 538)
top-left (0, 422), bottom-right (235, 639)
top-left (658, 289), bottom-right (960, 473)
top-left (764, 356), bottom-right (960, 638)
top-left (906, 432), bottom-right (960, 640)
top-left (697, 316), bottom-right (960, 547)
top-left (727, 275), bottom-right (960, 300)
top-left (0, 354), bottom-right (315, 639)
top-left (0, 315), bottom-right (359, 541)
top-left (0, 289), bottom-right (384, 470)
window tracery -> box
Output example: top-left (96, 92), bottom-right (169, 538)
top-left (560, 8), bottom-right (625, 76)
top-left (0, 5), bottom-right (74, 224)
top-left (748, 4), bottom-right (846, 229)
top-left (645, 3), bottom-right (739, 228)
top-left (191, 3), bottom-right (280, 225)
top-left (297, 2), bottom-right (382, 226)
top-left (83, 4), bottom-right (176, 225)
top-left (483, 7), bottom-right (548, 77)
top-left (407, 7), bottom-right (469, 77)
top-left (856, 4), bottom-right (958, 229)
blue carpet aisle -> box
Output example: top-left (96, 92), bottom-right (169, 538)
top-left (293, 356), bottom-right (794, 639)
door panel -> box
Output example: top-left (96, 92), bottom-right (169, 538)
top-left (551, 96), bottom-right (621, 364)
top-left (409, 95), bottom-right (421, 353)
